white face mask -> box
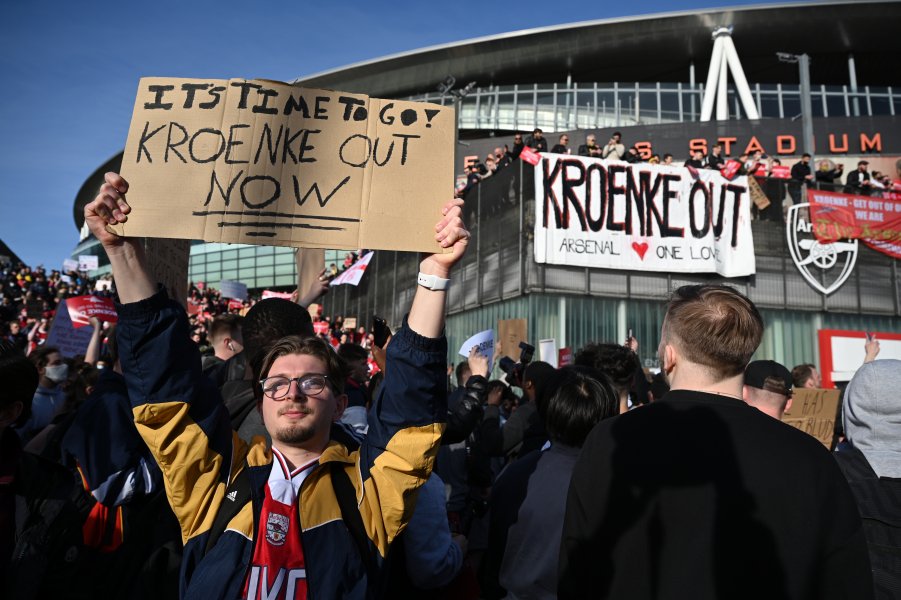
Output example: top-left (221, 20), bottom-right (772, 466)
top-left (44, 363), bottom-right (69, 384)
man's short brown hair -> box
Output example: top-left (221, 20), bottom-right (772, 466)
top-left (255, 335), bottom-right (348, 405)
top-left (663, 285), bottom-right (763, 379)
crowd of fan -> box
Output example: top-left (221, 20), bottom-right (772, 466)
top-left (3, 165), bottom-right (900, 599)
top-left (461, 128), bottom-right (901, 219)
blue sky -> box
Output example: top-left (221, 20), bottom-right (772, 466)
top-left (0, 0), bottom-right (776, 268)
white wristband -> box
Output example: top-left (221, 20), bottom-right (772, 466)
top-left (417, 272), bottom-right (450, 291)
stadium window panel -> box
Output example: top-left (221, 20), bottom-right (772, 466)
top-left (274, 275), bottom-right (294, 287)
top-left (220, 250), bottom-right (237, 260)
top-left (222, 259), bottom-right (237, 271)
top-left (256, 276), bottom-right (274, 288)
top-left (274, 252), bottom-right (295, 265)
top-left (275, 263), bottom-right (294, 276)
top-left (221, 270), bottom-right (238, 281)
top-left (870, 94), bottom-right (891, 116)
top-left (256, 255), bottom-right (274, 267)
top-left (238, 247), bottom-right (256, 259)
top-left (255, 266), bottom-right (274, 278)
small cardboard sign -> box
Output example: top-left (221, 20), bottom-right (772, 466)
top-left (497, 319), bottom-right (528, 361)
top-left (78, 255), bottom-right (99, 271)
top-left (219, 280), bottom-right (248, 300)
top-left (296, 248), bottom-right (325, 302)
top-left (46, 299), bottom-right (95, 358)
top-left (458, 329), bottom-right (495, 365)
top-left (781, 388), bottom-right (841, 449)
top-left (748, 176), bottom-right (771, 210)
top-left (66, 295), bottom-right (118, 328)
top-left (343, 317), bottom-right (357, 331)
top-left (113, 77), bottom-right (454, 253)
top-left (142, 238), bottom-right (190, 308)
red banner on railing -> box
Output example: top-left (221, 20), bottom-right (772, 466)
top-left (520, 146), bottom-right (541, 166)
top-left (808, 189), bottom-right (901, 259)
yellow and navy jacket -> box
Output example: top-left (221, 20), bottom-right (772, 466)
top-left (116, 289), bottom-right (447, 599)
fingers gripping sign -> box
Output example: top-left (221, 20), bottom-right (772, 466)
top-left (423, 198), bottom-right (469, 277)
top-left (85, 172), bottom-right (132, 249)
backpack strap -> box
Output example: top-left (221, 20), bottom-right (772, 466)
top-left (330, 462), bottom-right (381, 597)
top-left (205, 459), bottom-right (252, 556)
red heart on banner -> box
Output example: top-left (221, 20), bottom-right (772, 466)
top-left (632, 242), bottom-right (649, 260)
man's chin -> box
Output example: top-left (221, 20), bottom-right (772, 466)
top-left (274, 425), bottom-right (316, 446)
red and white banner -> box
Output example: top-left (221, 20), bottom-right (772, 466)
top-left (770, 165), bottom-right (791, 179)
top-left (227, 299), bottom-right (244, 311)
top-left (262, 290), bottom-right (294, 300)
top-left (66, 295), bottom-right (117, 329)
top-left (313, 321), bottom-right (330, 335)
top-left (329, 252), bottom-right (374, 287)
top-left (720, 159), bottom-right (741, 180)
top-left (808, 189), bottom-right (901, 259)
top-left (520, 146), bottom-right (541, 166)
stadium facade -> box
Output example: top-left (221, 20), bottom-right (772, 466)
top-left (72, 0), bottom-right (901, 372)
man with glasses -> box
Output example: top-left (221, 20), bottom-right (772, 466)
top-left (84, 171), bottom-right (470, 600)
top-left (551, 134), bottom-right (570, 155)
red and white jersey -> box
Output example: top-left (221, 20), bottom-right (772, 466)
top-left (243, 448), bottom-right (318, 600)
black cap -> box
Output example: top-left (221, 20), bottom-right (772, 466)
top-left (858, 160), bottom-right (869, 165)
top-left (744, 360), bottom-right (792, 396)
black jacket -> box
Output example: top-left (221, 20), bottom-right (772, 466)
top-left (559, 390), bottom-right (873, 600)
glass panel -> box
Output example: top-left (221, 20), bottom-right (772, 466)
top-left (760, 93), bottom-right (780, 118)
top-left (826, 93), bottom-right (847, 117)
top-left (275, 263), bottom-right (294, 275)
top-left (205, 261), bottom-right (221, 272)
top-left (275, 275), bottom-right (295, 287)
top-left (782, 94), bottom-right (801, 119)
top-left (256, 255), bottom-right (274, 267)
top-left (238, 247), bottom-right (256, 259)
top-left (256, 276), bottom-right (275, 288)
top-left (870, 94), bottom-right (891, 116)
top-left (238, 258), bottom-right (255, 269)
top-left (660, 91), bottom-right (680, 122)
top-left (221, 270), bottom-right (238, 280)
top-left (255, 266), bottom-right (274, 278)
top-left (275, 252), bottom-right (295, 264)
top-left (222, 259), bottom-right (237, 271)
top-left (220, 249), bottom-right (237, 260)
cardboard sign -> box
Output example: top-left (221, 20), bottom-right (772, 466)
top-left (78, 255), bottom-right (99, 271)
top-left (218, 280), bottom-right (248, 300)
top-left (748, 176), bottom-right (771, 210)
top-left (781, 388), bottom-right (841, 449)
top-left (62, 258), bottom-right (79, 272)
top-left (296, 247), bottom-right (325, 301)
top-left (343, 317), bottom-right (357, 331)
top-left (46, 299), bottom-right (95, 358)
top-left (497, 319), bottom-right (528, 361)
top-left (66, 295), bottom-right (118, 328)
top-left (808, 189), bottom-right (901, 259)
top-left (113, 77), bottom-right (454, 253)
top-left (534, 156), bottom-right (756, 277)
top-left (142, 238), bottom-right (190, 308)
top-left (458, 329), bottom-right (495, 365)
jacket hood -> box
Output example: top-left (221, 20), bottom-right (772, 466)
top-left (843, 359), bottom-right (901, 478)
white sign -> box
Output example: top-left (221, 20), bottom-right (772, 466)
top-left (330, 252), bottom-right (375, 287)
top-left (533, 155), bottom-right (755, 277)
top-left (218, 280), bottom-right (248, 300)
top-left (78, 255), bottom-right (99, 271)
top-left (62, 258), bottom-right (79, 272)
top-left (458, 329), bottom-right (495, 365)
top-left (539, 338), bottom-right (558, 368)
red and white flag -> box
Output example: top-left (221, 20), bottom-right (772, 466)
top-left (66, 295), bottom-right (117, 329)
top-left (330, 252), bottom-right (374, 287)
top-left (520, 146), bottom-right (541, 166)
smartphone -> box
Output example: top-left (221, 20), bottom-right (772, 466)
top-left (373, 316), bottom-right (391, 348)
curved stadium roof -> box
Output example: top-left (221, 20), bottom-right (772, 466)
top-left (295, 1), bottom-right (901, 97)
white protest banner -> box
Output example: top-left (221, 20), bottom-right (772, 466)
top-left (458, 329), bottom-right (495, 365)
top-left (95, 280), bottom-right (113, 291)
top-left (60, 275), bottom-right (72, 284)
top-left (62, 258), bottom-right (79, 272)
top-left (46, 300), bottom-right (95, 358)
top-left (112, 78), bottom-right (454, 254)
top-left (539, 338), bottom-right (558, 368)
top-left (78, 255), bottom-right (99, 271)
top-left (218, 280), bottom-right (248, 300)
top-left (534, 156), bottom-right (755, 277)
top-left (329, 251), bottom-right (374, 287)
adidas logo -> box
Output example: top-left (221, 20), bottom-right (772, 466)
top-left (226, 490), bottom-right (237, 502)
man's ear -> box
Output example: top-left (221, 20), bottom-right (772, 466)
top-left (784, 396), bottom-right (793, 414)
top-left (741, 385), bottom-right (751, 401)
top-left (662, 343), bottom-right (677, 375)
top-left (333, 393), bottom-right (348, 421)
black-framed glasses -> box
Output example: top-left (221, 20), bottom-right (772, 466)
top-left (259, 374), bottom-right (330, 399)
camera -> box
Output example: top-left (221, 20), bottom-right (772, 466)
top-left (498, 341), bottom-right (535, 387)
